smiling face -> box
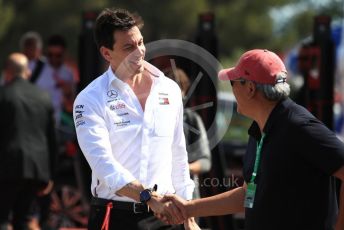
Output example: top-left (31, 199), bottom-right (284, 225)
top-left (101, 26), bottom-right (146, 77)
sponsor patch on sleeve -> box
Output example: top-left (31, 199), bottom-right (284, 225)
top-left (74, 104), bottom-right (85, 127)
top-left (76, 120), bottom-right (86, 128)
top-left (75, 104), bottom-right (84, 109)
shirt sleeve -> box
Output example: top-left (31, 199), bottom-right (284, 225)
top-left (73, 94), bottom-right (136, 194)
top-left (297, 118), bottom-right (344, 176)
top-left (171, 95), bottom-right (195, 200)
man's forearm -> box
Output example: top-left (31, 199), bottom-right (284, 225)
top-left (187, 186), bottom-right (246, 217)
top-left (115, 181), bottom-right (163, 205)
top-left (116, 180), bottom-right (183, 224)
top-left (115, 180), bottom-right (144, 202)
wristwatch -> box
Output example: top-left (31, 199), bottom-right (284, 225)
top-left (139, 184), bottom-right (158, 204)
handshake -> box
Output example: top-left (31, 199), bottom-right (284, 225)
top-left (147, 193), bottom-right (200, 229)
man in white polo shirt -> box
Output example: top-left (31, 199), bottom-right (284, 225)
top-left (73, 8), bottom-right (197, 230)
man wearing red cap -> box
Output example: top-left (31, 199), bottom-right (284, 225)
top-left (162, 49), bottom-right (344, 230)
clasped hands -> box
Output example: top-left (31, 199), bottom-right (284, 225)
top-left (147, 193), bottom-right (198, 229)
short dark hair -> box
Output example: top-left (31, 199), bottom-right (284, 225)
top-left (47, 34), bottom-right (67, 49)
top-left (94, 8), bottom-right (143, 50)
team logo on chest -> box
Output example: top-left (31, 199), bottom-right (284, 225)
top-left (107, 90), bottom-right (118, 98)
top-left (110, 102), bottom-right (126, 110)
top-left (158, 92), bottom-right (169, 105)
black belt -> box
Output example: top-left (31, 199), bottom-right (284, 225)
top-left (91, 197), bottom-right (151, 214)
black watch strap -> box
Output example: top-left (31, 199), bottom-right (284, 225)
top-left (140, 184), bottom-right (158, 204)
top-left (152, 184), bottom-right (158, 192)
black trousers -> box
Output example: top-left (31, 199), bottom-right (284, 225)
top-left (88, 202), bottom-right (184, 230)
top-left (0, 179), bottom-right (41, 230)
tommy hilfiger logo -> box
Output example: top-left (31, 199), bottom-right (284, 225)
top-left (159, 97), bottom-right (169, 105)
top-left (158, 92), bottom-right (169, 105)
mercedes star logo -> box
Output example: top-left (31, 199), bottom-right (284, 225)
top-left (107, 90), bottom-right (118, 98)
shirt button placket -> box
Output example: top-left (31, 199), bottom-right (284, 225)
top-left (138, 91), bottom-right (154, 185)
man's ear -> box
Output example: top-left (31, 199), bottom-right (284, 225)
top-left (100, 46), bottom-right (112, 62)
top-left (246, 81), bottom-right (257, 99)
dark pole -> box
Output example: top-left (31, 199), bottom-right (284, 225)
top-left (297, 15), bottom-right (335, 129)
top-left (194, 12), bottom-right (235, 230)
top-left (78, 11), bottom-right (104, 92)
top-left (77, 11), bottom-right (104, 204)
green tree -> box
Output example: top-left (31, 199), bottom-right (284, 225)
top-left (0, 0), bottom-right (342, 67)
top-left (107, 0), bottom-right (208, 41)
top-left (269, 0), bottom-right (343, 52)
top-left (0, 0), bottom-right (14, 40)
top-left (212, 0), bottom-right (299, 57)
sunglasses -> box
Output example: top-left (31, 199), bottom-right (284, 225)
top-left (230, 78), bottom-right (247, 86)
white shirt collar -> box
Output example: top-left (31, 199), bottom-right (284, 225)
top-left (106, 61), bottom-right (164, 90)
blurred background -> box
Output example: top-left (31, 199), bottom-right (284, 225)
top-left (0, 0), bottom-right (342, 65)
top-left (1, 0), bottom-right (344, 229)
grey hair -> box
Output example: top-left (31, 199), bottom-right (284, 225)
top-left (19, 31), bottom-right (43, 50)
top-left (256, 72), bottom-right (290, 101)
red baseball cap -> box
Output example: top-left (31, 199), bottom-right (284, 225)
top-left (218, 49), bottom-right (287, 85)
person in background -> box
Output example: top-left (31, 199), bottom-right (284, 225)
top-left (0, 53), bottom-right (57, 230)
top-left (19, 31), bottom-right (46, 83)
top-left (165, 68), bottom-right (211, 200)
top-left (29, 34), bottom-right (76, 229)
top-left (35, 34), bottom-right (75, 127)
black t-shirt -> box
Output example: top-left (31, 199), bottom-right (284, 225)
top-left (243, 98), bottom-right (344, 230)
